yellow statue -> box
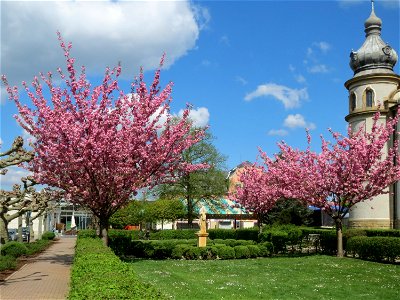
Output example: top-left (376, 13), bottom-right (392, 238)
top-left (199, 206), bottom-right (207, 234)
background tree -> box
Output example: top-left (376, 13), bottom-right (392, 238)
top-left (262, 198), bottom-right (313, 226)
top-left (157, 130), bottom-right (228, 227)
top-left (109, 200), bottom-right (152, 230)
top-left (149, 199), bottom-right (186, 229)
top-left (2, 33), bottom-right (206, 245)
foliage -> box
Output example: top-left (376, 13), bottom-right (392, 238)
top-left (215, 246), bottom-right (235, 259)
top-left (262, 198), bottom-right (313, 226)
top-left (41, 231), bottom-right (56, 240)
top-left (148, 199), bottom-right (186, 229)
top-left (25, 239), bottom-right (52, 255)
top-left (133, 256), bottom-right (400, 300)
top-left (69, 237), bottom-right (166, 299)
top-left (347, 236), bottom-right (400, 262)
top-left (156, 130), bottom-right (228, 225)
top-left (233, 109), bottom-right (400, 257)
top-left (0, 255), bottom-right (17, 271)
top-left (0, 241), bottom-right (28, 257)
top-left (365, 229), bottom-right (400, 237)
top-left (2, 33), bottom-right (206, 245)
top-left (234, 245), bottom-right (251, 259)
top-left (208, 228), bottom-right (259, 241)
top-left (149, 229), bottom-right (197, 240)
top-left (77, 229), bottom-right (97, 239)
top-left (110, 200), bottom-right (153, 229)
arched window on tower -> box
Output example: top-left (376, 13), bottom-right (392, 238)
top-left (350, 93), bottom-right (356, 111)
top-left (366, 88), bottom-right (374, 107)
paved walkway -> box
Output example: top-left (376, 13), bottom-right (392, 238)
top-left (0, 237), bottom-right (76, 300)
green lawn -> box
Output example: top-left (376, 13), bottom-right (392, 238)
top-left (130, 256), bottom-right (400, 300)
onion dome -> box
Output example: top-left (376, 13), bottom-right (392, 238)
top-left (349, 3), bottom-right (398, 77)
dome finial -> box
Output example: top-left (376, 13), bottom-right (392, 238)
top-left (349, 0), bottom-right (398, 77)
top-left (364, 0), bottom-right (382, 36)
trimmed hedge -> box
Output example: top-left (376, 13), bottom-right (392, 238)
top-left (69, 237), bottom-right (166, 299)
top-left (149, 230), bottom-right (197, 240)
top-left (208, 228), bottom-right (259, 241)
top-left (365, 229), bottom-right (400, 238)
top-left (347, 236), bottom-right (400, 262)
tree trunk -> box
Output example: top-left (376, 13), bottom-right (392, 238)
top-left (335, 217), bottom-right (344, 258)
top-left (187, 199), bottom-right (193, 228)
top-left (0, 218), bottom-right (9, 245)
top-left (18, 216), bottom-right (23, 243)
top-left (98, 217), bottom-right (109, 246)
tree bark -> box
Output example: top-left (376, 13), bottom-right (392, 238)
top-left (0, 218), bottom-right (8, 245)
top-left (98, 217), bottom-right (109, 246)
top-left (335, 217), bottom-right (344, 258)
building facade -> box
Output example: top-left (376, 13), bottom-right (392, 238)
top-left (345, 3), bottom-right (400, 228)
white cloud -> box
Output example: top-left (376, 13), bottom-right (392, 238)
top-left (179, 107), bottom-right (210, 127)
top-left (308, 64), bottom-right (330, 74)
top-left (313, 41), bottom-right (331, 53)
top-left (1, 0), bottom-right (206, 88)
top-left (0, 166), bottom-right (32, 190)
top-left (244, 83), bottom-right (309, 109)
top-left (283, 114), bottom-right (316, 130)
top-left (267, 129), bottom-right (288, 136)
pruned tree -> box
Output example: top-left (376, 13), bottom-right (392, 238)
top-left (0, 136), bottom-right (36, 244)
top-left (0, 177), bottom-right (59, 244)
top-left (2, 33), bottom-right (206, 245)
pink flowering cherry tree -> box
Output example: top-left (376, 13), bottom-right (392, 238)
top-left (251, 110), bottom-right (400, 257)
top-left (2, 33), bottom-right (206, 245)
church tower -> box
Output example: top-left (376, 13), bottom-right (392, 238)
top-left (345, 1), bottom-right (400, 229)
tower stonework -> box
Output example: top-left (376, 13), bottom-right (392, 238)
top-left (345, 3), bottom-right (400, 229)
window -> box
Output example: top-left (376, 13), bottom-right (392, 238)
top-left (366, 89), bottom-right (374, 107)
top-left (350, 93), bottom-right (356, 111)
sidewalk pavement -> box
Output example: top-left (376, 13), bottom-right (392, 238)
top-left (0, 237), bottom-right (76, 300)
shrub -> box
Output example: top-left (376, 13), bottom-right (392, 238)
top-left (0, 255), bottom-right (17, 271)
top-left (319, 231), bottom-right (337, 255)
top-left (184, 246), bottom-right (201, 260)
top-left (171, 244), bottom-right (191, 259)
top-left (217, 246), bottom-right (235, 260)
top-left (77, 229), bottom-right (96, 238)
top-left (1, 241), bottom-right (28, 258)
top-left (347, 236), bottom-right (400, 263)
top-left (258, 242), bottom-right (273, 257)
top-left (234, 245), bottom-right (251, 259)
top-left (41, 231), bottom-right (56, 240)
top-left (25, 239), bottom-right (51, 255)
top-left (69, 237), bottom-right (166, 299)
top-left (205, 246), bottom-right (219, 260)
top-left (247, 245), bottom-right (261, 258)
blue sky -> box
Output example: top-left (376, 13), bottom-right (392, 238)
top-left (1, 0), bottom-right (399, 190)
